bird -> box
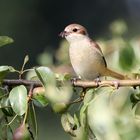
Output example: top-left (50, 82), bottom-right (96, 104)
top-left (59, 23), bottom-right (127, 81)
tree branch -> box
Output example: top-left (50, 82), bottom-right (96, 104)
top-left (73, 79), bottom-right (140, 88)
top-left (2, 79), bottom-right (42, 87)
top-left (2, 79), bottom-right (140, 88)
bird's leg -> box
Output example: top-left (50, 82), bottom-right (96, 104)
top-left (112, 81), bottom-right (120, 89)
top-left (71, 76), bottom-right (81, 85)
top-left (94, 76), bottom-right (101, 87)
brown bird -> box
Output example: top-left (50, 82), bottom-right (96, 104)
top-left (60, 23), bottom-right (126, 80)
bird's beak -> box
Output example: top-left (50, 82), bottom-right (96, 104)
top-left (59, 31), bottom-right (68, 38)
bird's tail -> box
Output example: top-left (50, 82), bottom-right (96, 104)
top-left (104, 68), bottom-right (129, 80)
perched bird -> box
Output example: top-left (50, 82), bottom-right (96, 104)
top-left (59, 23), bottom-right (126, 80)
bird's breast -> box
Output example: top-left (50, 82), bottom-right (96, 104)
top-left (69, 41), bottom-right (106, 80)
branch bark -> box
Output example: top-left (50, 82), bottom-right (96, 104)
top-left (2, 79), bottom-right (42, 87)
top-left (73, 79), bottom-right (140, 88)
top-left (2, 79), bottom-right (140, 88)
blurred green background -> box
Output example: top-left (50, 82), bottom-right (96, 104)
top-left (0, 0), bottom-right (140, 139)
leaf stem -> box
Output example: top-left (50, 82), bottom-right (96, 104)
top-left (6, 114), bottom-right (18, 126)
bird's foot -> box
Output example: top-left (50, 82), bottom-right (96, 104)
top-left (112, 81), bottom-right (119, 89)
top-left (71, 77), bottom-right (81, 85)
top-left (94, 77), bottom-right (101, 87)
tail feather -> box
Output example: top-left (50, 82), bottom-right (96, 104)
top-left (104, 68), bottom-right (128, 80)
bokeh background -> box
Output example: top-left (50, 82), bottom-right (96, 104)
top-left (0, 0), bottom-right (140, 139)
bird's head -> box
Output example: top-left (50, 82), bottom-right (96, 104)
top-left (59, 23), bottom-right (88, 43)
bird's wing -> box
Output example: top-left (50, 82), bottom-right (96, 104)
top-left (90, 39), bottom-right (107, 67)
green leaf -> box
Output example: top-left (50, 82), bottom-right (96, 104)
top-left (46, 85), bottom-right (73, 105)
top-left (72, 126), bottom-right (89, 140)
top-left (0, 36), bottom-right (14, 47)
top-left (55, 73), bottom-right (72, 82)
top-left (80, 104), bottom-right (88, 127)
top-left (33, 95), bottom-right (48, 107)
top-left (119, 45), bottom-right (135, 71)
top-left (0, 87), bottom-right (6, 96)
top-left (9, 85), bottom-right (28, 116)
top-left (33, 87), bottom-right (48, 107)
top-left (61, 113), bottom-right (76, 137)
top-left (24, 55), bottom-right (29, 65)
top-left (83, 89), bottom-right (95, 105)
top-left (0, 66), bottom-right (16, 80)
top-left (1, 97), bottom-right (14, 117)
top-left (8, 66), bottom-right (17, 72)
top-left (35, 66), bottom-right (73, 112)
top-left (79, 89), bottom-right (95, 127)
top-left (37, 51), bottom-right (53, 66)
top-left (135, 102), bottom-right (140, 119)
top-left (74, 113), bottom-right (80, 128)
top-left (52, 102), bottom-right (69, 113)
top-left (35, 66), bottom-right (56, 87)
top-left (0, 117), bottom-right (13, 139)
top-left (0, 66), bottom-right (11, 80)
top-left (110, 20), bottom-right (127, 35)
top-left (0, 66), bottom-right (10, 72)
top-left (28, 102), bottom-right (38, 139)
top-left (130, 93), bottom-right (140, 108)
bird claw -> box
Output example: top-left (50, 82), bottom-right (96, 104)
top-left (94, 77), bottom-right (101, 87)
top-left (112, 81), bottom-right (119, 89)
top-left (71, 77), bottom-right (81, 85)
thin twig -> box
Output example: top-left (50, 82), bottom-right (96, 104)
top-left (2, 79), bottom-right (140, 89)
top-left (73, 79), bottom-right (140, 88)
top-left (2, 79), bottom-right (42, 87)
top-left (28, 84), bottom-right (35, 101)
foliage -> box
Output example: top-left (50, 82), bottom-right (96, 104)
top-left (0, 20), bottom-right (140, 140)
top-left (0, 36), bottom-right (13, 47)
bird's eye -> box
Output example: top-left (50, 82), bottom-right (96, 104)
top-left (73, 28), bottom-right (78, 32)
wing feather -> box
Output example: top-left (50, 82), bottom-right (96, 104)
top-left (90, 39), bottom-right (107, 67)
